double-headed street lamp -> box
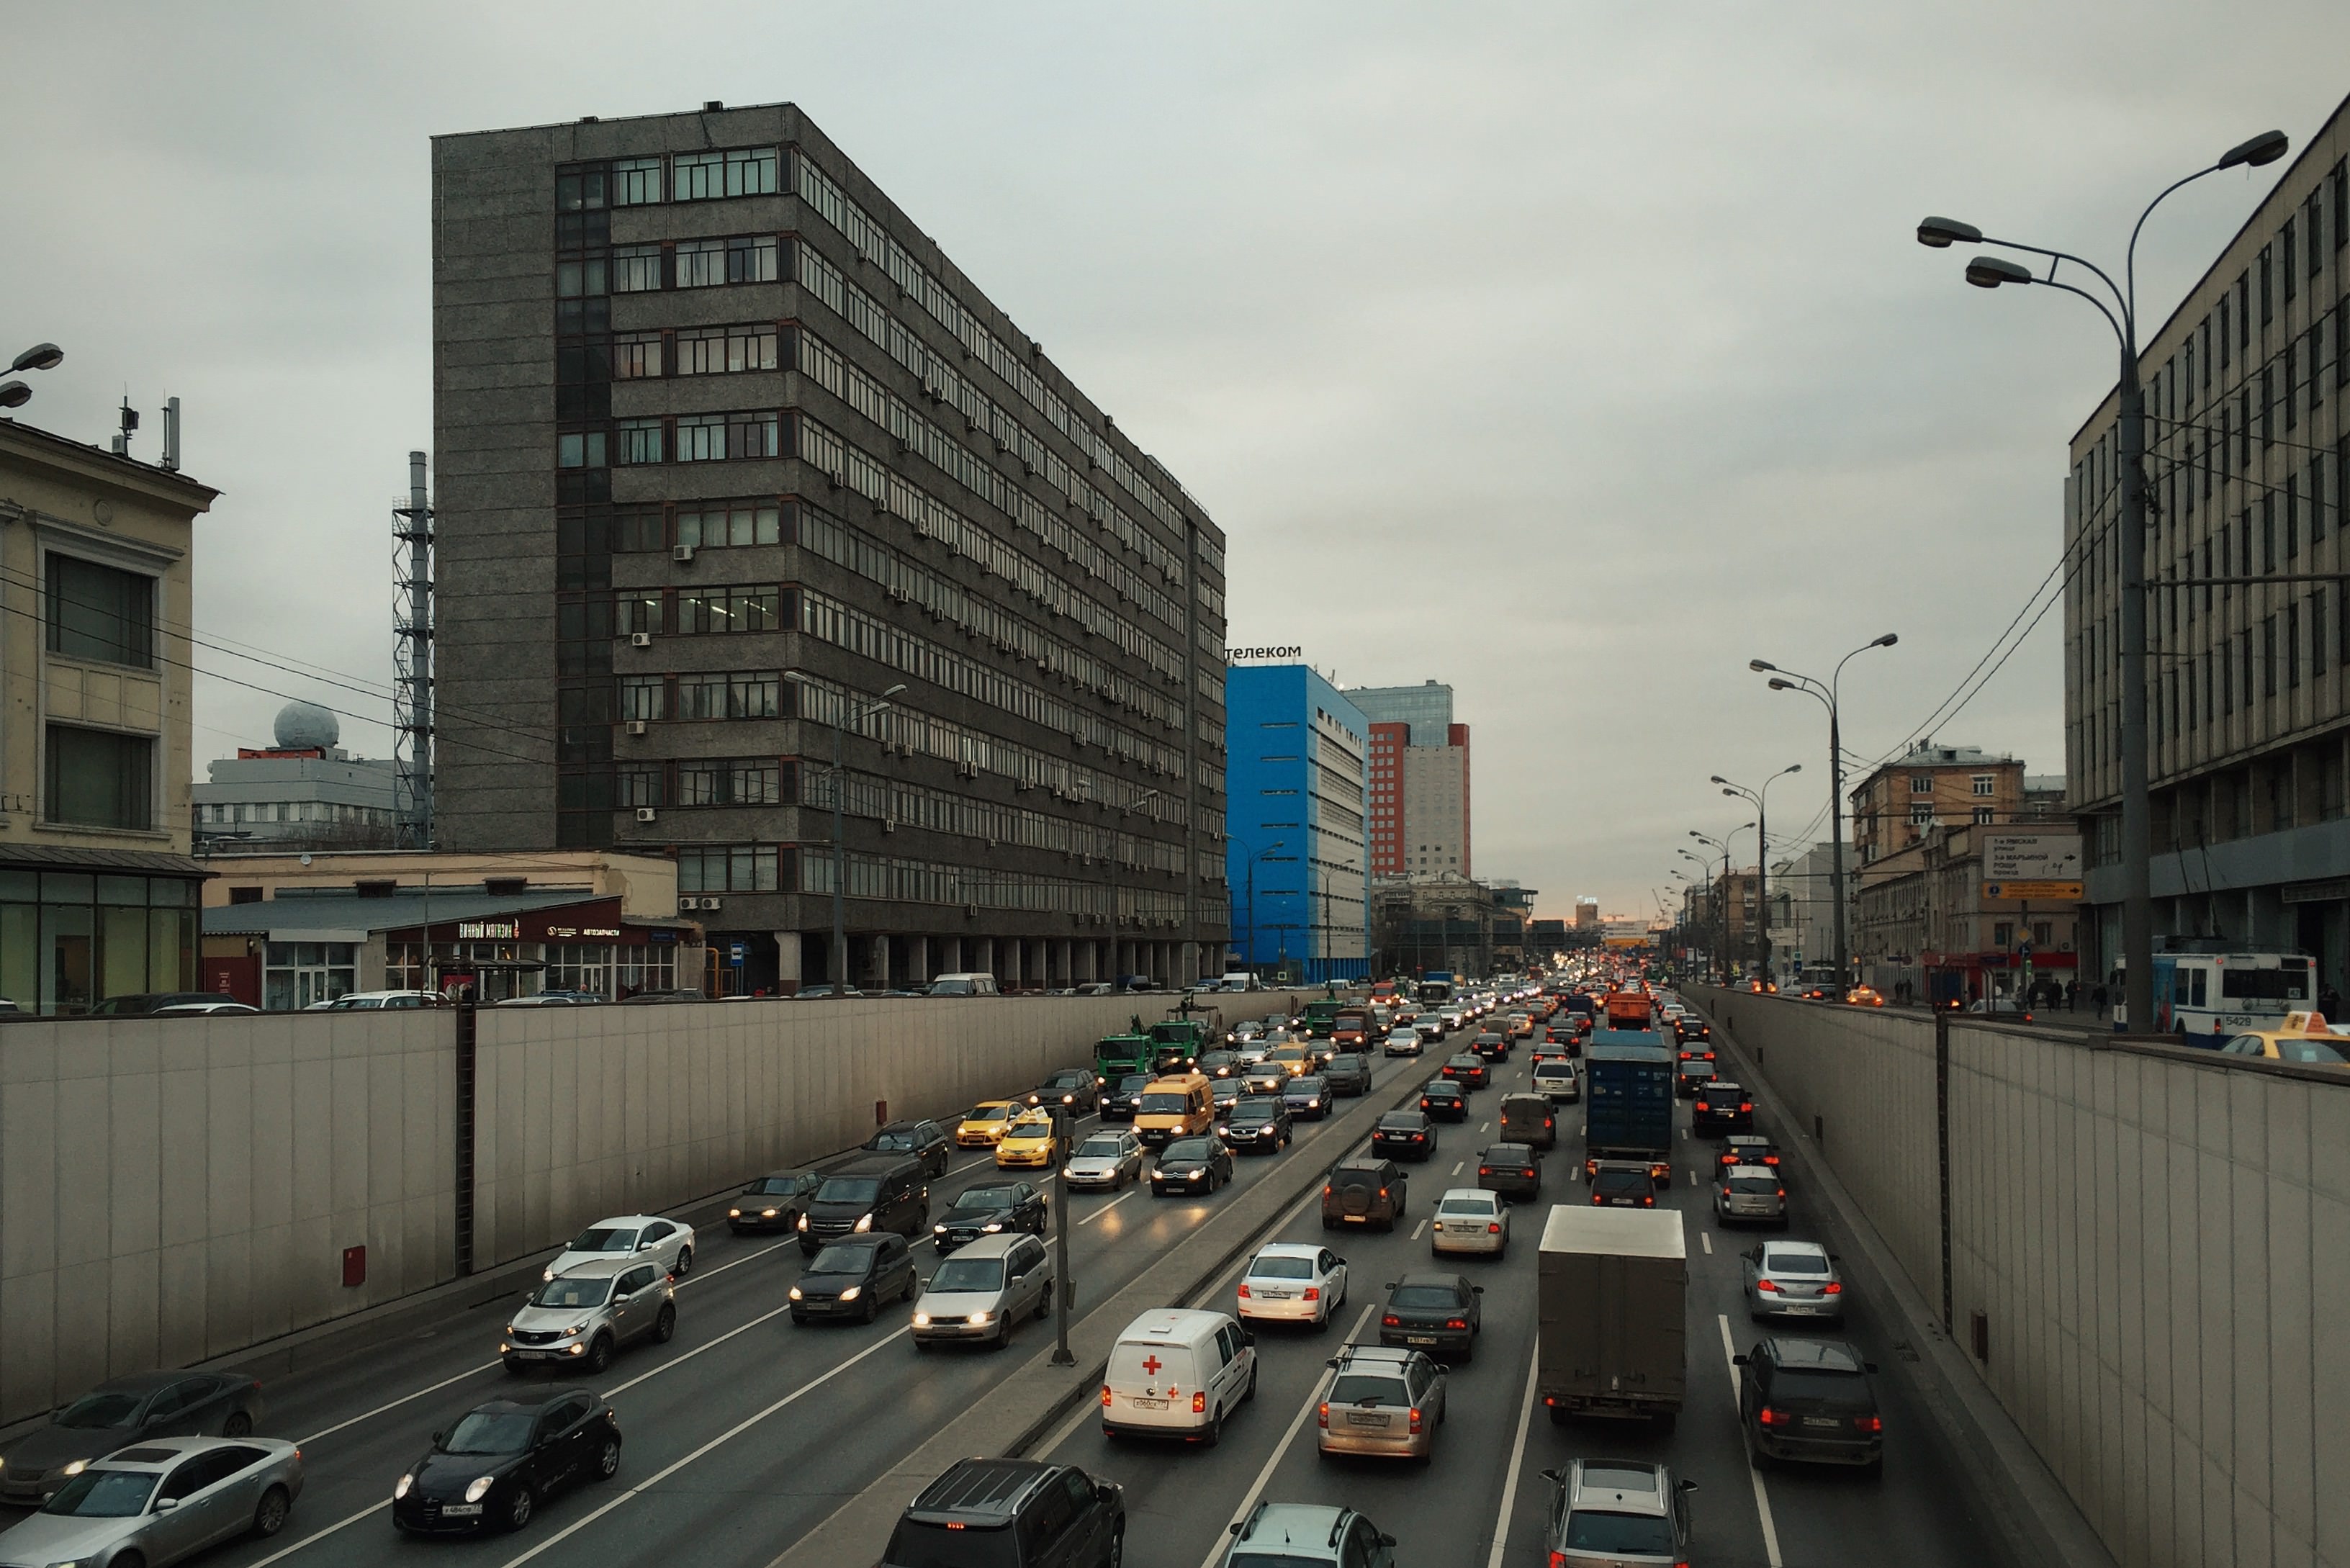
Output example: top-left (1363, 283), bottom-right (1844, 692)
top-left (1916, 127), bottom-right (2289, 1038)
top-left (1751, 635), bottom-right (1896, 994)
top-left (1688, 825), bottom-right (1753, 983)
top-left (784, 675), bottom-right (905, 996)
top-left (1715, 765), bottom-right (1801, 983)
top-left (0, 343), bottom-right (65, 411)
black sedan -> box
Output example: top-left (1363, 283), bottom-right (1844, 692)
top-left (791, 1235), bottom-right (919, 1324)
top-left (932, 1181), bottom-right (1048, 1252)
top-left (1025, 1069), bottom-right (1102, 1115)
top-left (1217, 1096), bottom-right (1292, 1153)
top-left (1151, 1136), bottom-right (1234, 1196)
top-left (1418, 1082), bottom-right (1469, 1122)
top-left (1281, 1073), bottom-right (1332, 1121)
top-left (1099, 1073), bottom-right (1152, 1123)
top-left (1198, 1049), bottom-right (1242, 1079)
top-left (1377, 1273), bottom-right (1483, 1363)
top-left (1693, 1083), bottom-right (1754, 1137)
top-left (1441, 1054), bottom-right (1491, 1091)
top-left (392, 1389), bottom-right (619, 1534)
top-left (727, 1168), bottom-right (825, 1233)
top-left (0, 1371), bottom-right (266, 1504)
top-left (1476, 1143), bottom-right (1541, 1202)
top-left (1470, 1031), bottom-right (1511, 1063)
top-left (1371, 1110), bottom-right (1436, 1162)
top-left (864, 1121), bottom-right (952, 1177)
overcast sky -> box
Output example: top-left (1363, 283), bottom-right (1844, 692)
top-left (9, 2), bottom-right (2350, 916)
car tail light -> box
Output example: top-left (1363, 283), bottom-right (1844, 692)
top-left (1383, 1313), bottom-right (1401, 1327)
top-left (1445, 1318), bottom-right (1467, 1330)
top-left (1778, 1189), bottom-right (1788, 1199)
top-left (1757, 1405), bottom-right (1781, 1426)
top-left (1823, 1281), bottom-right (1843, 1294)
top-left (1642, 1194), bottom-right (1655, 1206)
top-left (1101, 1385), bottom-right (1113, 1407)
top-left (1323, 1185), bottom-right (1333, 1197)
top-left (1740, 1102), bottom-right (1753, 1113)
top-left (1764, 1154), bottom-right (1779, 1165)
top-left (1318, 1402), bottom-right (1329, 1428)
top-left (1303, 1286), bottom-right (1320, 1302)
top-left (1237, 1283), bottom-right (1251, 1298)
top-left (1549, 1552), bottom-right (1569, 1568)
top-left (1192, 1391), bottom-right (1207, 1414)
top-left (1408, 1407), bottom-right (1423, 1433)
top-left (1478, 1166), bottom-right (1490, 1176)
top-left (1488, 1222), bottom-right (1503, 1233)
top-left (1590, 1193), bottom-right (1604, 1206)
top-left (1755, 1279), bottom-right (1780, 1292)
top-left (1651, 1163), bottom-right (1670, 1179)
top-left (1585, 1158), bottom-right (1599, 1177)
top-left (1854, 1413), bottom-right (1883, 1433)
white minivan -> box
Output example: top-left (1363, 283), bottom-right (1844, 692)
top-left (1100, 1307), bottom-right (1256, 1443)
top-left (926, 973), bottom-right (1001, 996)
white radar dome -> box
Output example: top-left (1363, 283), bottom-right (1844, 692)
top-left (274, 700), bottom-right (340, 751)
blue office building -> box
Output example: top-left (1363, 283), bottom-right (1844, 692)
top-left (1224, 664), bottom-right (1369, 982)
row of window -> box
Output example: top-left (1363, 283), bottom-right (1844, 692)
top-left (557, 146), bottom-right (782, 212)
top-left (804, 765), bottom-right (1184, 873)
top-left (801, 847), bottom-right (1187, 919)
top-left (194, 801), bottom-right (394, 825)
top-left (615, 584), bottom-right (783, 637)
top-left (618, 670), bottom-right (782, 723)
top-left (617, 757), bottom-right (785, 809)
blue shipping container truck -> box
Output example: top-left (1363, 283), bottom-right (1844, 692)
top-left (1582, 1037), bottom-right (1674, 1178)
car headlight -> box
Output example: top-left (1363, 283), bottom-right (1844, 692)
top-left (504, 1324), bottom-right (516, 1338)
top-left (543, 1267), bottom-right (556, 1282)
top-left (967, 1311), bottom-right (993, 1324)
top-left (838, 1285), bottom-right (862, 1302)
top-left (395, 1472), bottom-right (413, 1499)
top-left (566, 1342), bottom-right (585, 1355)
top-left (854, 1214), bottom-right (874, 1233)
top-left (981, 1222), bottom-right (1004, 1233)
top-left (60, 1460), bottom-right (87, 1477)
top-left (464, 1475), bottom-right (495, 1504)
top-left (1184, 1169), bottom-right (1206, 1180)
top-left (788, 1286), bottom-right (803, 1300)
top-left (762, 1207), bottom-right (778, 1218)
top-left (934, 1223), bottom-right (949, 1234)
top-left (911, 1312), bottom-right (932, 1327)
top-left (563, 1323), bottom-right (581, 1336)
top-left (796, 1214), bottom-right (810, 1231)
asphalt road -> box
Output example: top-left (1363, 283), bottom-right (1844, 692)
top-left (0, 1047), bottom-right (1430, 1568)
top-left (0, 1020), bottom-right (2018, 1567)
top-left (1037, 1039), bottom-right (2012, 1568)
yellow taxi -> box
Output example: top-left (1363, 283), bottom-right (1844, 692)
top-left (1267, 1043), bottom-right (1312, 1077)
top-left (994, 1109), bottom-right (1061, 1168)
top-left (2215, 1011), bottom-right (2350, 1067)
top-left (957, 1101), bottom-right (1019, 1148)
top-left (1845, 986), bottom-right (1884, 1008)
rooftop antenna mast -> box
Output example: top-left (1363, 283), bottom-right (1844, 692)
top-left (393, 450), bottom-right (435, 848)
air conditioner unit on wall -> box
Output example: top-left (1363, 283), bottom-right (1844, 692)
top-left (699, 896), bottom-right (723, 911)
top-left (965, 904), bottom-right (979, 918)
top-left (672, 545), bottom-right (695, 564)
top-left (628, 720), bottom-right (649, 736)
top-left (635, 807), bottom-right (657, 823)
top-left (678, 897), bottom-right (698, 914)
top-left (630, 632), bottom-right (653, 648)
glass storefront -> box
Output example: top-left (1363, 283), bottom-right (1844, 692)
top-left (263, 942), bottom-right (358, 1011)
top-left (0, 869), bottom-right (199, 1014)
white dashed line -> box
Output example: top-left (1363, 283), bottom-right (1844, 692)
top-left (1701, 1231), bottom-right (1714, 1255)
top-left (1410, 1218), bottom-right (1428, 1240)
top-left (1451, 1161), bottom-right (1464, 1175)
top-left (1078, 1191), bottom-right (1132, 1225)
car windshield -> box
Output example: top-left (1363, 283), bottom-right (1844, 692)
top-left (1388, 1284), bottom-right (1460, 1309)
top-left (1377, 1115), bottom-right (1420, 1130)
top-left (1139, 1093), bottom-right (1192, 1114)
top-left (1729, 1176), bottom-right (1780, 1195)
top-left (1229, 1554), bottom-right (1333, 1568)
top-left (1162, 1140), bottom-right (1213, 1162)
top-left (1230, 1103), bottom-right (1277, 1121)
top-left (1764, 1252), bottom-right (1830, 1274)
top-left (1563, 1510), bottom-right (1675, 1554)
top-left (1077, 1138), bottom-right (1126, 1158)
top-left (569, 1225), bottom-right (638, 1253)
top-left (40, 1469), bottom-right (158, 1517)
top-left (1249, 1256), bottom-right (1314, 1279)
top-left (1285, 1078), bottom-right (1323, 1093)
top-left (1328, 1374), bottom-right (1408, 1405)
top-left (55, 1391), bottom-right (146, 1428)
top-left (1595, 1172), bottom-right (1649, 1194)
top-left (954, 1186), bottom-right (1021, 1212)
top-left (2274, 1038), bottom-right (2349, 1063)
top-left (1005, 1119), bottom-right (1050, 1137)
top-left (443, 1410), bottom-right (536, 1455)
top-left (744, 1176), bottom-right (801, 1196)
top-left (928, 1256), bottom-right (1005, 1292)
top-left (886, 1518), bottom-right (1020, 1568)
top-left (530, 1276), bottom-right (612, 1308)
top-left (816, 1177), bottom-right (882, 1204)
top-left (1439, 1196), bottom-right (1495, 1215)
top-left (868, 1130), bottom-right (918, 1150)
top-left (968, 1105), bottom-right (1012, 1123)
top-left (1118, 1076), bottom-right (1151, 1094)
top-left (807, 1245), bottom-right (875, 1275)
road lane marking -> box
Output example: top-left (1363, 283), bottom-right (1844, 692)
top-left (1410, 1218), bottom-right (1428, 1240)
top-left (1198, 1299), bottom-right (1379, 1568)
top-left (1690, 1168), bottom-right (1700, 1186)
top-left (1078, 1191), bottom-right (1132, 1225)
top-left (1483, 1342), bottom-right (1543, 1568)
top-left (1452, 1161), bottom-right (1464, 1175)
top-left (1701, 1231), bottom-right (1714, 1255)
top-left (1716, 1314), bottom-right (1785, 1568)
top-left (600, 1300), bottom-right (796, 1398)
top-left (244, 1499), bottom-right (382, 1566)
top-left (297, 1361), bottom-right (501, 1446)
top-left (495, 1325), bottom-right (911, 1568)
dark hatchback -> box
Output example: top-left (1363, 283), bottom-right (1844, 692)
top-left (1476, 1143), bottom-right (1541, 1202)
top-left (1734, 1337), bottom-right (1884, 1474)
top-left (1377, 1273), bottom-right (1482, 1362)
top-left (1590, 1162), bottom-right (1659, 1208)
top-left (1099, 1073), bottom-right (1153, 1122)
top-left (1025, 1069), bottom-right (1102, 1114)
top-left (791, 1235), bottom-right (919, 1324)
top-left (1151, 1136), bottom-right (1234, 1196)
top-left (1440, 1055), bottom-right (1490, 1090)
top-left (0, 1372), bottom-right (266, 1505)
top-left (392, 1389), bottom-right (618, 1535)
top-left (727, 1169), bottom-right (826, 1233)
top-left (1198, 1049), bottom-right (1242, 1079)
top-left (886, 1456), bottom-right (1124, 1568)
top-left (932, 1182), bottom-right (1048, 1253)
top-left (1371, 1110), bottom-right (1435, 1162)
top-left (1217, 1096), bottom-right (1292, 1153)
top-left (1281, 1073), bottom-right (1332, 1121)
top-left (1693, 1082), bottom-right (1754, 1137)
top-left (1675, 1060), bottom-right (1716, 1099)
top-left (1470, 1030), bottom-right (1511, 1063)
top-left (1321, 1051), bottom-right (1373, 1097)
top-left (1419, 1081), bottom-right (1469, 1122)
top-left (865, 1120), bottom-right (952, 1177)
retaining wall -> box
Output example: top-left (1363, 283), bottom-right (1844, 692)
top-left (1694, 988), bottom-right (2350, 1568)
top-left (0, 992), bottom-right (1266, 1425)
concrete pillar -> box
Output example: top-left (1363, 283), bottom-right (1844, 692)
top-left (1056, 938), bottom-right (1072, 988)
top-left (1004, 938), bottom-right (1022, 991)
top-left (1077, 940), bottom-right (1096, 983)
top-left (942, 936), bottom-right (962, 974)
top-left (774, 932), bottom-right (803, 990)
top-left (909, 934), bottom-right (930, 986)
top-left (870, 934), bottom-right (891, 993)
top-left (976, 937), bottom-right (994, 978)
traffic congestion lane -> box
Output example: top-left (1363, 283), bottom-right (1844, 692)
top-left (158, 1055), bottom-right (1413, 1568)
top-left (1039, 1047), bottom-right (1546, 1568)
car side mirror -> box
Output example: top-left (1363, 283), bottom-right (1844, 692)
top-left (1384, 1281), bottom-right (1397, 1289)
top-left (1730, 1352), bottom-right (1749, 1365)
top-left (1241, 1328), bottom-right (1256, 1347)
top-left (1379, 1534), bottom-right (1397, 1548)
top-left (917, 1276), bottom-right (929, 1290)
top-left (1829, 1253), bottom-right (1842, 1261)
top-left (1865, 1362), bottom-right (1880, 1374)
top-left (1678, 1478), bottom-right (1698, 1492)
top-left (1229, 1523), bottom-right (1244, 1538)
top-left (156, 1498), bottom-right (179, 1512)
top-left (432, 1429), bottom-right (446, 1445)
top-left (1471, 1285), bottom-right (1485, 1294)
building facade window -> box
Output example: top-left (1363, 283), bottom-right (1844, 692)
top-left (1971, 775), bottom-right (1994, 796)
top-left (263, 940), bottom-right (356, 1011)
top-left (48, 555), bottom-right (154, 667)
top-left (677, 844), bottom-right (780, 892)
top-left (46, 725), bottom-right (152, 830)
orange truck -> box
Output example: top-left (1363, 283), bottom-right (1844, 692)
top-left (1601, 991), bottom-right (1655, 1032)
top-left (1333, 1008), bottom-right (1374, 1050)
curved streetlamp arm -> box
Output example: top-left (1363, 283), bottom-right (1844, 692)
top-left (1978, 235), bottom-right (2128, 327)
top-left (2030, 274), bottom-right (2130, 355)
top-left (2125, 163), bottom-right (2225, 331)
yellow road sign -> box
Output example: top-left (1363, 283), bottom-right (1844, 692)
top-left (1982, 880), bottom-right (2083, 901)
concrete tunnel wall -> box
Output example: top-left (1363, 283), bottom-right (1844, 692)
top-left (0, 991), bottom-right (1292, 1428)
top-left (1693, 986), bottom-right (2350, 1568)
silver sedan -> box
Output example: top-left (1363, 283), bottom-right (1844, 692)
top-left (1064, 1131), bottom-right (1145, 1191)
top-left (1741, 1239), bottom-right (1845, 1320)
top-left (0, 1436), bottom-right (303, 1567)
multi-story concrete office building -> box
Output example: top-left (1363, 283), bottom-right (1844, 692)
top-left (431, 103), bottom-right (1229, 993)
top-left (1346, 680), bottom-right (1472, 877)
top-left (1225, 664), bottom-right (1367, 981)
top-left (0, 418), bottom-right (213, 1012)
top-left (2067, 94), bottom-right (2350, 992)
top-left (192, 701), bottom-right (400, 852)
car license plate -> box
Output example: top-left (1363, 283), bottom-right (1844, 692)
top-left (1347, 1412), bottom-right (1389, 1427)
top-left (1407, 1335), bottom-right (1437, 1346)
top-left (1343, 1214), bottom-right (1366, 1223)
top-left (442, 1502), bottom-right (484, 1517)
top-left (1131, 1396), bottom-right (1168, 1410)
top-left (1803, 1416), bottom-right (1840, 1430)
top-left (1259, 1288), bottom-right (1293, 1299)
top-left (513, 1350), bottom-right (550, 1360)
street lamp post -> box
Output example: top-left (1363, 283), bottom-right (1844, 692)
top-left (1675, 850), bottom-right (1711, 977)
top-left (1109, 788), bottom-right (1163, 988)
top-left (1914, 127), bottom-right (2288, 1036)
top-left (1715, 765), bottom-right (1801, 984)
top-left (1688, 826), bottom-right (1752, 983)
top-left (0, 342), bottom-right (65, 411)
top-left (784, 676), bottom-right (905, 996)
top-left (1752, 636), bottom-right (1897, 995)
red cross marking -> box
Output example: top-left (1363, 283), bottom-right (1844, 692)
top-left (1141, 1355), bottom-right (1162, 1376)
